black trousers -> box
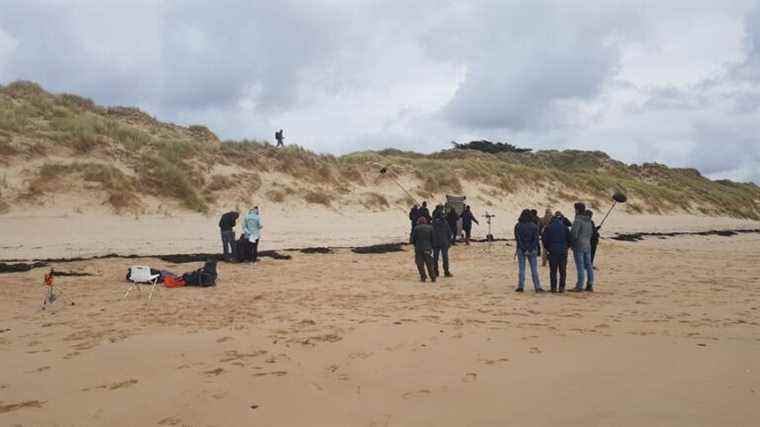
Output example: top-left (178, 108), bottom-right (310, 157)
top-left (415, 249), bottom-right (436, 280)
top-left (449, 222), bottom-right (458, 244)
top-left (548, 250), bottom-right (568, 291)
top-left (250, 239), bottom-right (259, 263)
top-left (591, 240), bottom-right (598, 265)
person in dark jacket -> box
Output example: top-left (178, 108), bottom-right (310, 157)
top-left (529, 209), bottom-right (541, 258)
top-left (411, 216), bottom-right (436, 282)
top-left (218, 211), bottom-right (239, 261)
top-left (461, 205), bottom-right (479, 245)
top-left (432, 210), bottom-right (453, 278)
top-left (542, 212), bottom-right (572, 293)
top-left (587, 210), bottom-right (601, 267)
top-left (432, 204), bottom-right (444, 220)
top-left (419, 201), bottom-right (432, 222)
top-left (514, 209), bottom-right (544, 293)
top-left (446, 207), bottom-right (459, 245)
top-left (275, 129), bottom-right (285, 147)
top-left (409, 204), bottom-right (420, 234)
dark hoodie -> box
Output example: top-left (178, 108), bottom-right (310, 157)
top-left (542, 216), bottom-right (571, 254)
top-left (432, 217), bottom-right (452, 249)
top-left (219, 212), bottom-right (239, 231)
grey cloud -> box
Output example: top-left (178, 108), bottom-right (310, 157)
top-left (0, 0), bottom-right (759, 184)
top-left (435, 1), bottom-right (642, 131)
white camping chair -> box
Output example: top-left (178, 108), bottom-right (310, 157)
top-left (124, 266), bottom-right (161, 302)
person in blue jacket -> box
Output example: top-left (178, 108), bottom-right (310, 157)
top-left (514, 209), bottom-right (545, 293)
top-left (542, 211), bottom-right (572, 293)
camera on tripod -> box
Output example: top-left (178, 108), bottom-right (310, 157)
top-left (484, 212), bottom-right (496, 241)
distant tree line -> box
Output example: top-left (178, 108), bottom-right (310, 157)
top-left (451, 140), bottom-right (532, 154)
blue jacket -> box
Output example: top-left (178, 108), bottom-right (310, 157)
top-left (514, 222), bottom-right (540, 253)
top-left (542, 217), bottom-right (571, 254)
top-left (243, 213), bottom-right (262, 241)
top-left (432, 217), bottom-right (452, 249)
top-left (461, 211), bottom-right (479, 230)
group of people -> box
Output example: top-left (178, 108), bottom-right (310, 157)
top-left (514, 203), bottom-right (600, 293)
top-left (218, 207), bottom-right (263, 263)
top-left (408, 200), bottom-right (601, 293)
top-left (409, 202), bottom-right (480, 282)
top-left (409, 202), bottom-right (479, 245)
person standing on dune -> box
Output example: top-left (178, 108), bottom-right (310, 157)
top-left (218, 210), bottom-right (239, 262)
top-left (243, 207), bottom-right (263, 264)
top-left (412, 217), bottom-right (436, 283)
top-left (275, 129), bottom-right (285, 147)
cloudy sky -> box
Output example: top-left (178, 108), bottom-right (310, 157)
top-left (1, 0), bottom-right (759, 183)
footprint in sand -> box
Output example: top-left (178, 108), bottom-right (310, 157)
top-left (463, 372), bottom-right (478, 383)
top-left (24, 366), bottom-right (51, 374)
top-left (82, 379), bottom-right (138, 392)
top-left (480, 357), bottom-right (510, 365)
top-left (252, 371), bottom-right (287, 378)
top-left (402, 389), bottom-right (432, 399)
top-left (529, 347), bottom-right (543, 354)
top-left (0, 400), bottom-right (47, 414)
top-left (63, 351), bottom-right (80, 360)
top-left (203, 368), bottom-right (225, 377)
top-left (158, 416), bottom-right (182, 425)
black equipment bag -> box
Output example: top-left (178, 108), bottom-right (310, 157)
top-left (183, 260), bottom-right (218, 287)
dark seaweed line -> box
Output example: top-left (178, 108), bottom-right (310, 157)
top-left (3, 229), bottom-right (759, 274)
top-left (0, 242), bottom-right (409, 274)
top-left (611, 228), bottom-right (760, 242)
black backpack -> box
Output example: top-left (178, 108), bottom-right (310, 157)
top-left (183, 260), bottom-right (218, 287)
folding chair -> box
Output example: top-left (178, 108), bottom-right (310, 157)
top-left (124, 266), bottom-right (161, 302)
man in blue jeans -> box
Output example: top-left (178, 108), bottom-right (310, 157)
top-left (514, 209), bottom-right (544, 293)
top-left (218, 211), bottom-right (239, 261)
top-left (570, 202), bottom-right (594, 292)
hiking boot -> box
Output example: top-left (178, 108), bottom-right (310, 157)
top-left (431, 277), bottom-right (437, 283)
top-left (550, 288), bottom-right (558, 293)
top-left (585, 285), bottom-right (594, 292)
top-left (444, 272), bottom-right (453, 278)
top-left (420, 277), bottom-right (427, 283)
top-left (535, 288), bottom-right (546, 293)
top-left (559, 287), bottom-right (566, 293)
top-left (514, 288), bottom-right (524, 293)
top-left (569, 287), bottom-right (584, 292)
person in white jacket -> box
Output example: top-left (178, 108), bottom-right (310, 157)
top-left (243, 207), bottom-right (263, 263)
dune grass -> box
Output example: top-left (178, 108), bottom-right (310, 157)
top-left (1, 80), bottom-right (759, 218)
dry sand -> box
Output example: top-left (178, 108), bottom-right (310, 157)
top-left (1, 207), bottom-right (759, 260)
top-left (1, 222), bottom-right (760, 426)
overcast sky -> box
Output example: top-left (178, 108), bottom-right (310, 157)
top-left (1, 0), bottom-right (759, 183)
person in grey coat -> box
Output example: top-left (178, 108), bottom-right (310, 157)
top-left (570, 202), bottom-right (595, 292)
top-left (411, 216), bottom-right (436, 283)
top-left (432, 209), bottom-right (453, 278)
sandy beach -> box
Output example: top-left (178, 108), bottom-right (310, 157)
top-left (2, 218), bottom-right (759, 426)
